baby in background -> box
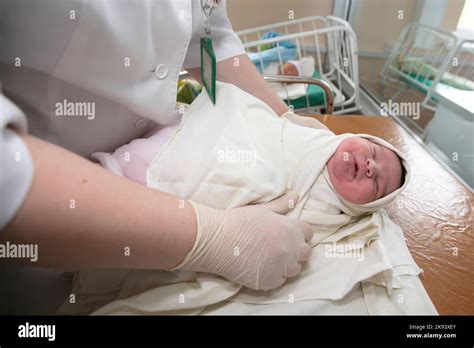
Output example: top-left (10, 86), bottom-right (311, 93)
top-left (278, 56), bottom-right (315, 78)
top-left (261, 56), bottom-right (316, 81)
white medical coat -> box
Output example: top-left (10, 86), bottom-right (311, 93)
top-left (0, 1), bottom-right (245, 315)
top-left (0, 0), bottom-right (245, 231)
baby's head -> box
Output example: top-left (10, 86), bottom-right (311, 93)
top-left (327, 137), bottom-right (404, 205)
top-left (278, 62), bottom-right (299, 77)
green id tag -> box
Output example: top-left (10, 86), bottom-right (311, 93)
top-left (200, 37), bottom-right (216, 105)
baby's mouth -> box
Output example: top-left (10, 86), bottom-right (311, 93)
top-left (347, 153), bottom-right (357, 180)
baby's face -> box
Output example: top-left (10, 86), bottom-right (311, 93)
top-left (327, 138), bottom-right (403, 204)
top-left (279, 62), bottom-right (299, 76)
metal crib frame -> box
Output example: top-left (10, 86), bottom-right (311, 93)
top-left (263, 75), bottom-right (334, 114)
top-left (238, 15), bottom-right (360, 115)
top-left (379, 22), bottom-right (474, 113)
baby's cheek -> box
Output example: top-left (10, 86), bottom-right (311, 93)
top-left (360, 182), bottom-right (376, 204)
top-left (340, 183), bottom-right (360, 202)
top-left (345, 181), bottom-right (372, 204)
top-left (351, 187), bottom-right (366, 203)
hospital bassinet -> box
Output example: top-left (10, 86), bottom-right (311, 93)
top-left (379, 23), bottom-right (474, 112)
top-left (236, 16), bottom-right (361, 115)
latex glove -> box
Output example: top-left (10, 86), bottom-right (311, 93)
top-left (281, 111), bottom-right (329, 130)
top-left (172, 191), bottom-right (313, 291)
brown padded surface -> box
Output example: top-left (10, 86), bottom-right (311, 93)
top-left (307, 115), bottom-right (473, 315)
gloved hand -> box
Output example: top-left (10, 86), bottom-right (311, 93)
top-left (172, 191), bottom-right (313, 290)
top-left (281, 111), bottom-right (329, 130)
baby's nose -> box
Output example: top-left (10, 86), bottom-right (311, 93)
top-left (366, 158), bottom-right (376, 177)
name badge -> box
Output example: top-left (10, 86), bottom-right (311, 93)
top-left (200, 37), bottom-right (217, 105)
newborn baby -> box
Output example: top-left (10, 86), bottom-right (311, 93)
top-left (93, 119), bottom-right (404, 206)
top-left (93, 81), bottom-right (409, 246)
top-left (262, 56), bottom-right (315, 79)
top-left (327, 137), bottom-right (403, 204)
top-left (70, 82), bottom-right (412, 315)
top-left (279, 61), bottom-right (299, 76)
top-left (277, 56), bottom-right (315, 78)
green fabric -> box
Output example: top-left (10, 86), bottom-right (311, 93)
top-left (398, 57), bottom-right (438, 80)
top-left (258, 43), bottom-right (273, 52)
top-left (401, 72), bottom-right (433, 94)
top-left (284, 70), bottom-right (336, 109)
top-left (402, 71), bottom-right (474, 92)
top-left (401, 71), bottom-right (474, 104)
top-left (177, 79), bottom-right (202, 104)
top-left (400, 72), bottom-right (441, 102)
top-left (397, 56), bottom-right (474, 93)
top-left (441, 72), bottom-right (474, 91)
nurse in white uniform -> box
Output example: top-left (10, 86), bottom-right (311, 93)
top-left (0, 0), bottom-right (313, 313)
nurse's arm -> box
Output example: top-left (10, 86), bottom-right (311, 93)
top-left (0, 134), bottom-right (197, 270)
top-left (217, 54), bottom-right (291, 115)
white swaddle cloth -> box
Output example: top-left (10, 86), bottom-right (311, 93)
top-left (58, 82), bottom-right (421, 315)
